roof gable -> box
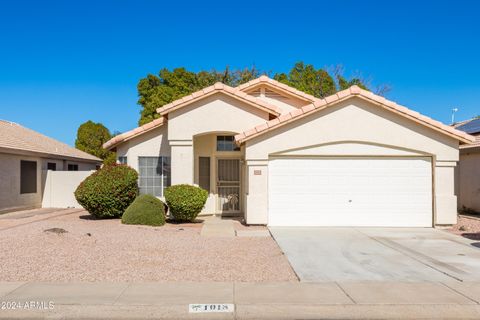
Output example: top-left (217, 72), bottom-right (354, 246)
top-left (156, 82), bottom-right (281, 116)
top-left (236, 75), bottom-right (318, 103)
top-left (235, 86), bottom-right (475, 144)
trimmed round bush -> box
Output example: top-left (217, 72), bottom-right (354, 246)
top-left (164, 184), bottom-right (208, 222)
top-left (122, 194), bottom-right (166, 226)
top-left (74, 165), bottom-right (138, 218)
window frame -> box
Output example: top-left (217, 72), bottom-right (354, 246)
top-left (138, 156), bottom-right (171, 197)
top-left (118, 156), bottom-right (127, 164)
top-left (68, 164), bottom-right (79, 171)
top-left (20, 160), bottom-right (37, 194)
top-left (216, 135), bottom-right (240, 152)
top-left (47, 162), bottom-right (57, 171)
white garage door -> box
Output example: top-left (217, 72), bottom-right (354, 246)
top-left (268, 157), bottom-right (432, 227)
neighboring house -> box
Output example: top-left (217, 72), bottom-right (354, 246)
top-left (0, 120), bottom-right (102, 213)
top-left (104, 76), bottom-right (474, 227)
top-left (454, 118), bottom-right (480, 213)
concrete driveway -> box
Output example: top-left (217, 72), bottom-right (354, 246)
top-left (270, 227), bottom-right (480, 282)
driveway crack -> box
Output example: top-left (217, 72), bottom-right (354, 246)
top-left (335, 282), bottom-right (356, 304)
top-left (440, 282), bottom-right (480, 304)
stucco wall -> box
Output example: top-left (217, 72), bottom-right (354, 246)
top-left (167, 93), bottom-right (270, 141)
top-left (0, 152), bottom-right (98, 213)
top-left (243, 98), bottom-right (460, 226)
top-left (457, 150), bottom-right (480, 212)
top-left (193, 133), bottom-right (244, 215)
top-left (167, 93), bottom-right (268, 187)
top-left (42, 170), bottom-right (95, 208)
top-left (39, 158), bottom-right (97, 171)
top-left (0, 153), bottom-right (42, 213)
top-left (116, 126), bottom-right (170, 171)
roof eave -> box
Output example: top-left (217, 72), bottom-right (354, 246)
top-left (156, 84), bottom-right (282, 117)
top-left (236, 75), bottom-right (318, 103)
top-left (236, 87), bottom-right (475, 145)
top-left (0, 146), bottom-right (102, 163)
top-left (103, 117), bottom-right (166, 151)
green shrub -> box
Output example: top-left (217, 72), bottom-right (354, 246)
top-left (122, 194), bottom-right (166, 226)
top-left (164, 184), bottom-right (208, 222)
top-left (74, 164), bottom-right (138, 218)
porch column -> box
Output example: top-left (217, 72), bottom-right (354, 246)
top-left (435, 161), bottom-right (457, 225)
top-left (170, 140), bottom-right (194, 185)
top-left (245, 159), bottom-right (269, 225)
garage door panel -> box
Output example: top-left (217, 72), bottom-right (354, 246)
top-left (268, 157), bottom-right (432, 227)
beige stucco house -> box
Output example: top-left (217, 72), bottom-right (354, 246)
top-left (455, 118), bottom-right (480, 213)
top-left (0, 120), bottom-right (102, 213)
top-left (104, 76), bottom-right (474, 227)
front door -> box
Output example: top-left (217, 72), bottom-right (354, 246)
top-left (216, 158), bottom-right (241, 215)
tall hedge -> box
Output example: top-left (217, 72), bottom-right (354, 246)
top-left (75, 165), bottom-right (138, 218)
top-left (164, 184), bottom-right (208, 222)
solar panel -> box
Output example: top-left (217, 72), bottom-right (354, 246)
top-left (457, 118), bottom-right (480, 134)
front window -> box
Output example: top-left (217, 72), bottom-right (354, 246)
top-left (47, 162), bottom-right (56, 171)
top-left (138, 157), bottom-right (171, 197)
top-left (216, 135), bottom-right (240, 152)
top-left (118, 156), bottom-right (127, 164)
top-left (20, 160), bottom-right (37, 194)
top-left (68, 164), bottom-right (78, 171)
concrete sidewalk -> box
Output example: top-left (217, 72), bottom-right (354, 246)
top-left (1, 281), bottom-right (480, 319)
top-left (200, 216), bottom-right (235, 237)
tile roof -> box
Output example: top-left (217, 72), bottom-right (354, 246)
top-left (156, 82), bottom-right (282, 116)
top-left (236, 75), bottom-right (318, 103)
top-left (460, 134), bottom-right (480, 149)
top-left (103, 117), bottom-right (166, 150)
top-left (0, 120), bottom-right (101, 162)
top-left (235, 86), bottom-right (475, 144)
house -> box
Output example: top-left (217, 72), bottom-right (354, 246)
top-left (454, 118), bottom-right (480, 213)
top-left (0, 120), bottom-right (102, 213)
top-left (103, 76), bottom-right (474, 227)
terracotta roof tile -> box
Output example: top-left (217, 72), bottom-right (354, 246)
top-left (290, 108), bottom-right (304, 117)
top-left (302, 103), bottom-right (315, 113)
top-left (349, 85), bottom-right (362, 94)
top-left (156, 83), bottom-right (282, 116)
top-left (325, 94), bottom-right (339, 104)
top-left (461, 135), bottom-right (480, 149)
top-left (254, 123), bottom-right (269, 132)
top-left (268, 118), bottom-right (280, 127)
top-left (278, 113), bottom-right (292, 122)
top-left (103, 117), bottom-right (166, 150)
top-left (313, 99), bottom-right (327, 108)
top-left (336, 89), bottom-right (350, 99)
top-left (236, 75), bottom-right (318, 102)
top-left (236, 86), bottom-right (475, 144)
top-left (0, 120), bottom-right (101, 162)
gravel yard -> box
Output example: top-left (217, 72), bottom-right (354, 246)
top-left (0, 210), bottom-right (297, 282)
top-left (447, 215), bottom-right (480, 240)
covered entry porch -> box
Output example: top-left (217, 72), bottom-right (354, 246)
top-left (170, 132), bottom-right (244, 217)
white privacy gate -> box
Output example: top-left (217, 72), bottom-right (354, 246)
top-left (42, 170), bottom-right (95, 208)
top-left (268, 157), bottom-right (433, 227)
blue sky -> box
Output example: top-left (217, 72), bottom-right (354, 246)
top-left (0, 0), bottom-right (479, 145)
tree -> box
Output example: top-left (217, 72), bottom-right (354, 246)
top-left (274, 62), bottom-right (337, 98)
top-left (75, 121), bottom-right (116, 165)
top-left (136, 62), bottom-right (379, 125)
top-left (137, 66), bottom-right (260, 125)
